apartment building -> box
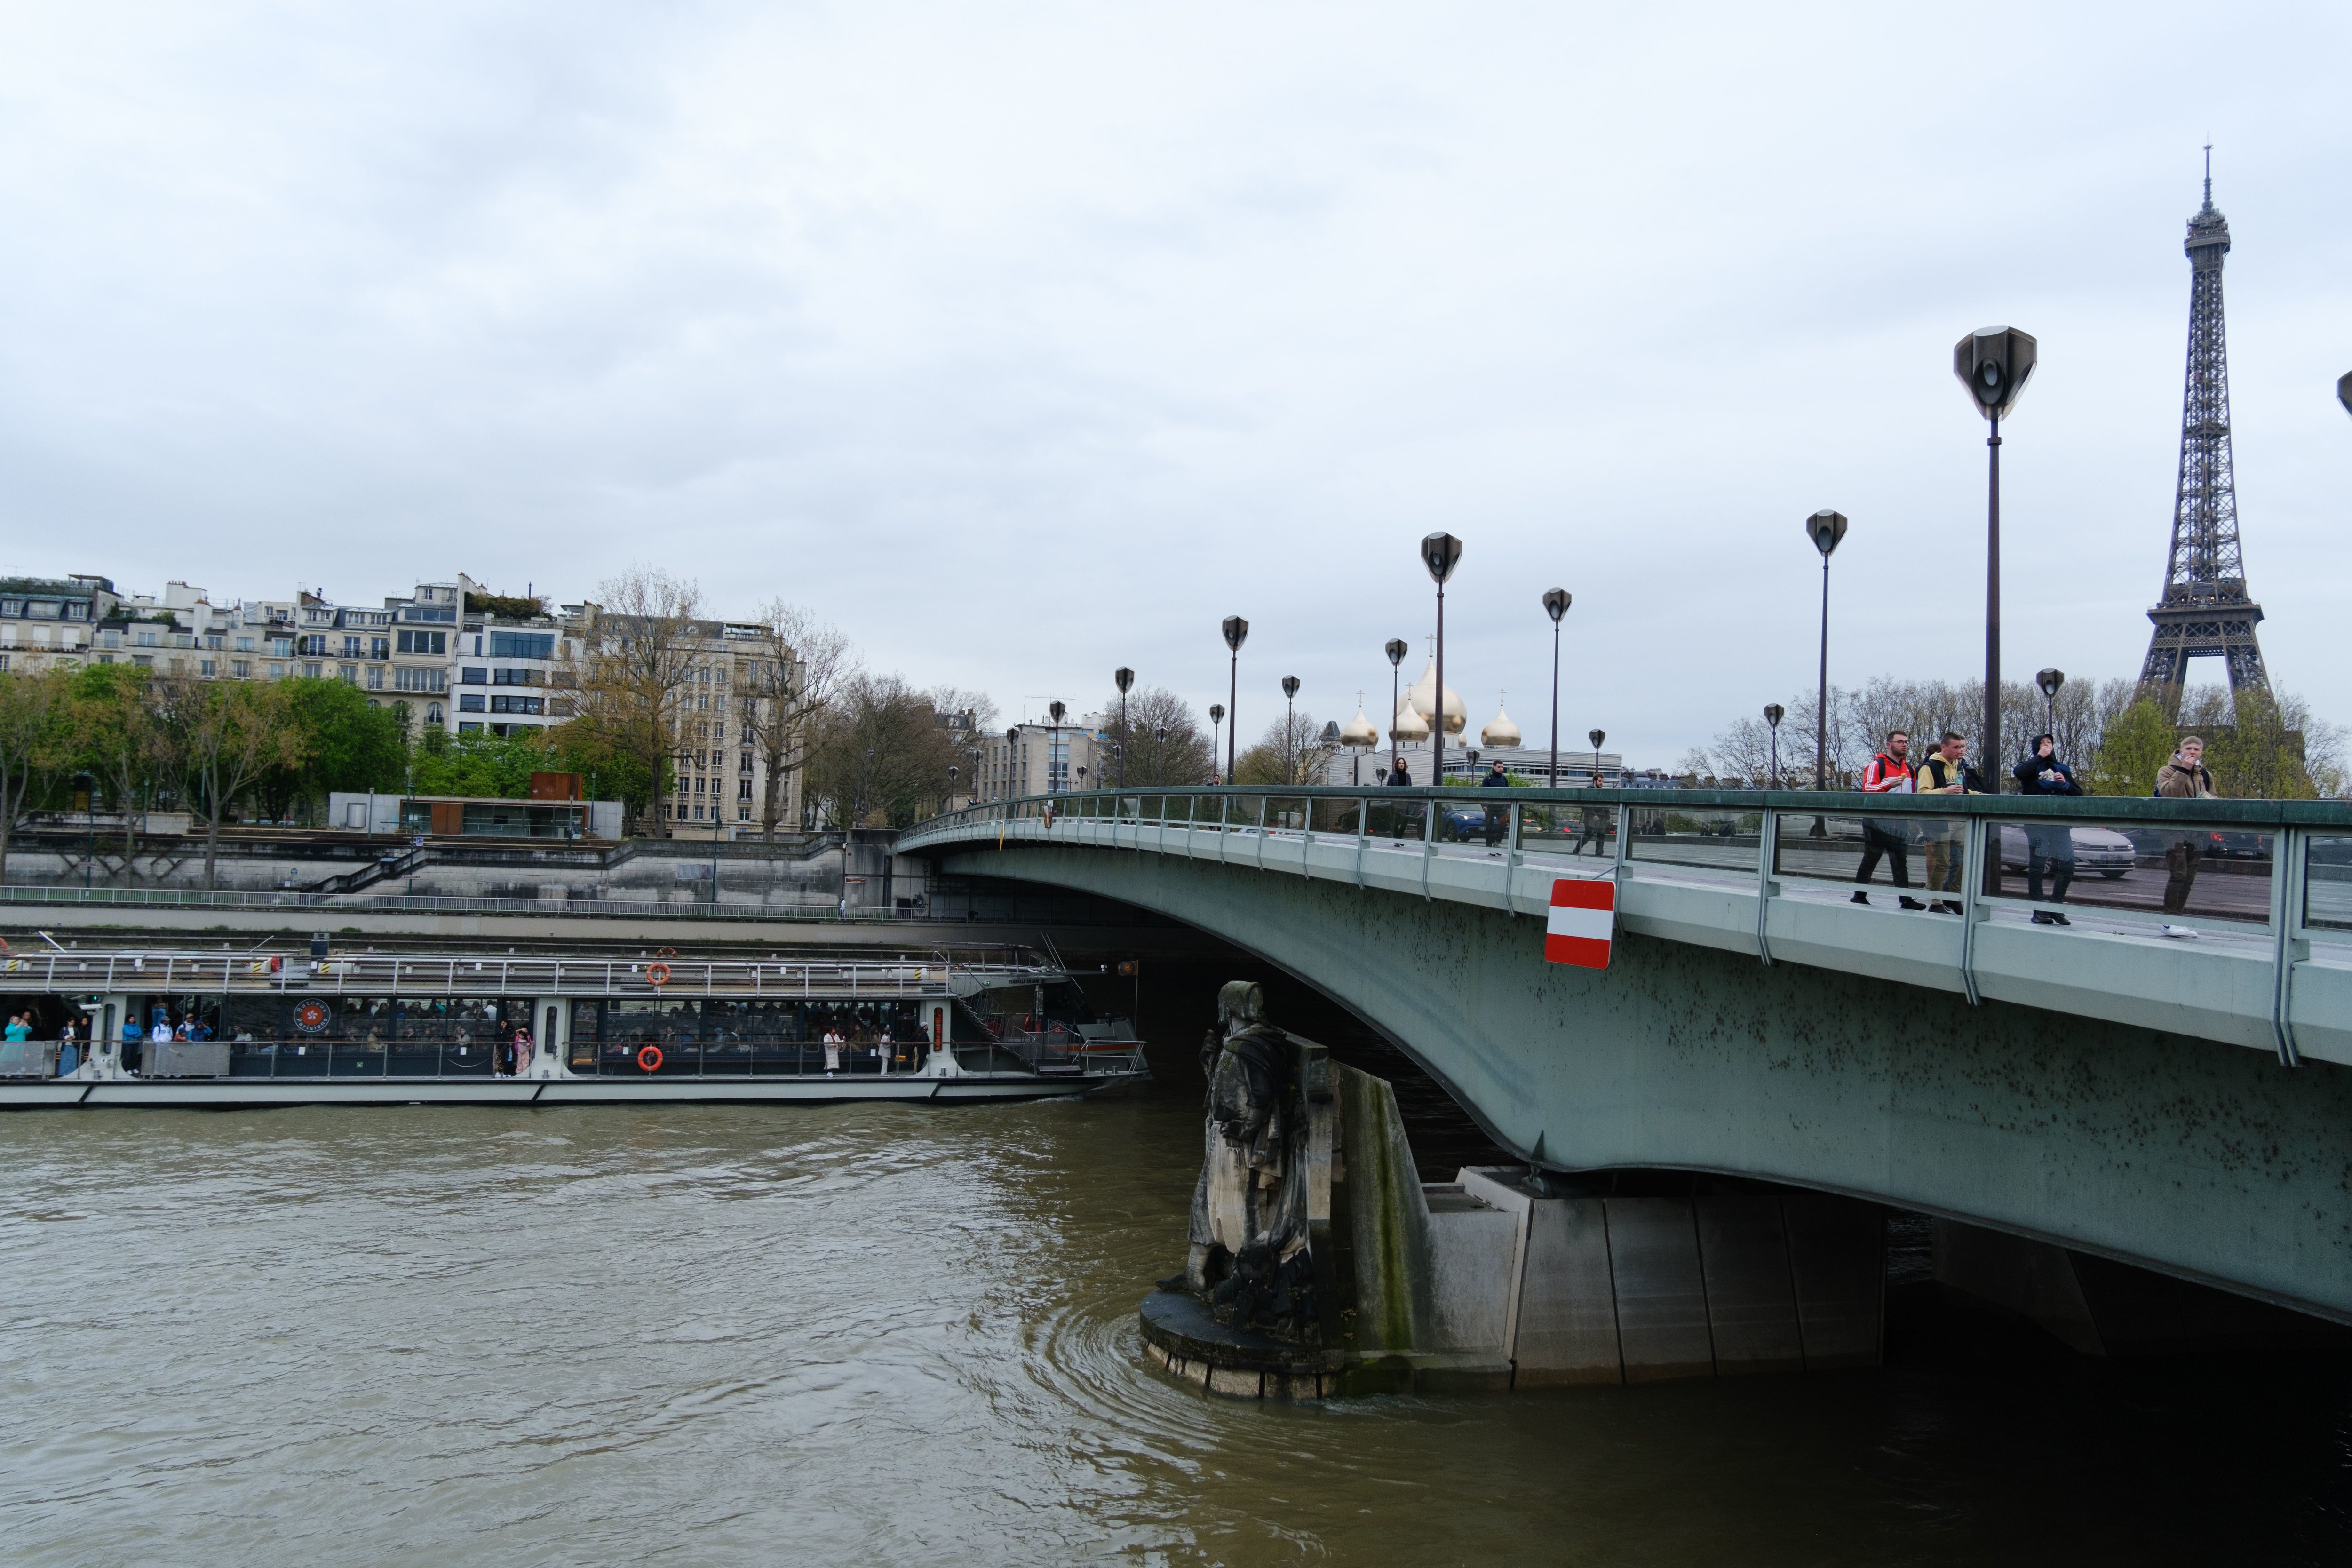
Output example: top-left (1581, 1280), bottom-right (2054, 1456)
top-left (0, 575), bottom-right (115, 673)
top-left (973, 712), bottom-right (1106, 801)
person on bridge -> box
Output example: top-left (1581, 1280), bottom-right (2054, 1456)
top-left (1852, 731), bottom-right (1926, 910)
top-left (2014, 734), bottom-right (2083, 924)
top-left (1385, 755), bottom-right (1412, 788)
top-left (1479, 761), bottom-right (1510, 848)
top-left (2156, 736), bottom-right (2219, 916)
top-left (1915, 732), bottom-right (1989, 915)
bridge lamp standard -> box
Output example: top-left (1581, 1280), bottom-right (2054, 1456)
top-left (1420, 533), bottom-right (1463, 782)
top-left (1282, 675), bottom-right (1301, 784)
top-left (1954, 326), bottom-right (2038, 782)
top-left (2339, 369), bottom-right (2352, 419)
top-left (1763, 704), bottom-right (1785, 791)
top-left (1208, 705), bottom-right (1224, 784)
top-left (1221, 617), bottom-right (1249, 784)
top-left (1113, 667), bottom-right (1135, 789)
top-left (2036, 668), bottom-right (2065, 748)
top-left (1588, 729), bottom-right (1605, 789)
top-left (1541, 589), bottom-right (1570, 788)
top-left (1048, 700), bottom-right (1067, 794)
top-left (1804, 509), bottom-right (1849, 790)
top-left (1383, 637), bottom-right (1408, 773)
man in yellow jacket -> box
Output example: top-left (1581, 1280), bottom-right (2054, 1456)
top-left (1913, 732), bottom-right (1989, 914)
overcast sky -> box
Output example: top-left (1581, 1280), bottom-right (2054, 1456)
top-left (4, 3), bottom-right (2348, 764)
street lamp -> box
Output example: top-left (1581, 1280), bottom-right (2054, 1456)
top-left (1208, 704), bottom-right (1224, 783)
top-left (1281, 675), bottom-right (1300, 783)
top-left (1221, 616), bottom-right (1248, 784)
top-left (1955, 326), bottom-right (2038, 785)
top-left (1048, 700), bottom-right (1067, 793)
top-left (1588, 728), bottom-right (1605, 788)
top-left (1113, 666), bottom-right (1134, 788)
top-left (1383, 637), bottom-right (1408, 772)
top-left (2338, 370), bottom-right (2351, 419)
top-left (1542, 589), bottom-right (1570, 788)
top-left (1421, 533), bottom-right (1463, 782)
top-left (2036, 668), bottom-right (2065, 746)
top-left (1804, 510), bottom-right (1849, 790)
top-left (1763, 704), bottom-right (1785, 790)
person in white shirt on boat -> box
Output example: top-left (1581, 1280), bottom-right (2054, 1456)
top-left (822, 1030), bottom-right (841, 1076)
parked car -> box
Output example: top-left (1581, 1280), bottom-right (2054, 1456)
top-left (2121, 827), bottom-right (2272, 863)
top-left (1995, 823), bottom-right (2141, 880)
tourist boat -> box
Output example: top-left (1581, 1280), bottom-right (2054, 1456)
top-left (0, 941), bottom-right (1147, 1109)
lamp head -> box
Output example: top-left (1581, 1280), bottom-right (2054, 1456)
top-left (1764, 704), bottom-right (1784, 730)
top-left (1421, 532), bottom-right (1464, 585)
top-left (1384, 637), bottom-right (1408, 667)
top-left (1209, 704), bottom-right (1224, 724)
top-left (1049, 700), bottom-right (1066, 724)
top-left (1282, 676), bottom-right (1300, 700)
top-left (1114, 666), bottom-right (1134, 695)
top-left (1222, 615), bottom-right (1249, 653)
top-left (2037, 667), bottom-right (2066, 700)
top-left (1806, 509), bottom-right (1849, 559)
top-left (2338, 370), bottom-right (2352, 419)
top-left (1953, 326), bottom-right (2038, 421)
top-left (1588, 729), bottom-right (1605, 749)
top-left (1542, 588), bottom-right (1570, 623)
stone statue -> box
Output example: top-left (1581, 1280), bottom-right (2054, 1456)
top-left (1181, 981), bottom-right (1320, 1339)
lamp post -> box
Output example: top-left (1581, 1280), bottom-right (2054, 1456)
top-left (1221, 616), bottom-right (1248, 784)
top-left (1281, 675), bottom-right (1300, 784)
top-left (1113, 666), bottom-right (1134, 788)
top-left (73, 771), bottom-right (95, 889)
top-left (1208, 704), bottom-right (1224, 783)
top-left (1954, 326), bottom-right (2038, 785)
top-left (1588, 728), bottom-right (1605, 788)
top-left (1542, 589), bottom-right (1570, 788)
top-left (1763, 704), bottom-right (1785, 790)
top-left (1048, 700), bottom-right (1066, 793)
top-left (2339, 370), bottom-right (2352, 419)
top-left (1383, 637), bottom-right (1408, 772)
top-left (1804, 510), bottom-right (1849, 789)
top-left (1421, 533), bottom-right (1462, 782)
top-left (2036, 668), bottom-right (2065, 747)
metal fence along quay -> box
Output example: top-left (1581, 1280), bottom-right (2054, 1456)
top-left (898, 786), bottom-right (2352, 1068)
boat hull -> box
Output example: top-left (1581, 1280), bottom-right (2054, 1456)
top-left (0, 1074), bottom-right (1116, 1111)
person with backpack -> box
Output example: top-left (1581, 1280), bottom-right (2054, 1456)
top-left (2155, 735), bottom-right (2219, 915)
top-left (1914, 732), bottom-right (1989, 914)
top-left (1851, 731), bottom-right (1925, 909)
top-left (2013, 734), bottom-right (2083, 923)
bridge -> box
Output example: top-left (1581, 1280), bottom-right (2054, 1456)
top-left (898, 785), bottom-right (2352, 1328)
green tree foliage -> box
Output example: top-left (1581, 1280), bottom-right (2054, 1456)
top-left (255, 679), bottom-right (405, 820)
top-left (462, 589), bottom-right (549, 620)
top-left (2086, 700), bottom-right (2177, 797)
top-left (1096, 685), bottom-right (1213, 787)
top-left (1231, 710), bottom-right (1334, 787)
top-left (0, 668), bottom-right (74, 881)
top-left (408, 730), bottom-right (549, 798)
top-left (803, 674), bottom-right (959, 828)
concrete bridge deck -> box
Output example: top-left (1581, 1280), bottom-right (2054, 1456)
top-left (897, 786), bottom-right (2352, 1322)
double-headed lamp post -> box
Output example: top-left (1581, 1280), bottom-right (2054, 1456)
top-left (1221, 617), bottom-right (1248, 784)
top-left (1281, 675), bottom-right (1301, 783)
top-left (1113, 666), bottom-right (1134, 788)
top-left (1954, 326), bottom-right (2038, 782)
top-left (1804, 509), bottom-right (1849, 789)
top-left (1421, 533), bottom-right (1463, 781)
top-left (1542, 589), bottom-right (1570, 787)
top-left (1763, 704), bottom-right (1785, 790)
top-left (2037, 668), bottom-right (2065, 745)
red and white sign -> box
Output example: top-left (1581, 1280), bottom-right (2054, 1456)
top-left (1545, 878), bottom-right (1616, 969)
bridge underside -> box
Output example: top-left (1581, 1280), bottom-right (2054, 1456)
top-left (938, 845), bottom-right (2352, 1323)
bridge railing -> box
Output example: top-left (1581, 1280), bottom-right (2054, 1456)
top-left (906, 786), bottom-right (2352, 1065)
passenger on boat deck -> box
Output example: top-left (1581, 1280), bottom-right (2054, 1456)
top-left (151, 1019), bottom-right (172, 1043)
top-left (3, 1014), bottom-right (27, 1043)
top-left (823, 1030), bottom-right (841, 1076)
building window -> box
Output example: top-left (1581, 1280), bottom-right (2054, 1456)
top-left (268, 661), bottom-right (286, 679)
top-left (370, 637), bottom-right (389, 660)
top-left (232, 660), bottom-right (251, 678)
top-left (233, 636), bottom-right (253, 652)
top-left (458, 693), bottom-right (485, 712)
top-left (425, 702), bottom-right (444, 724)
top-left (458, 721), bottom-right (483, 734)
top-left (205, 634), bottom-right (224, 650)
top-left (460, 666), bottom-right (489, 685)
top-left (394, 667), bottom-right (446, 693)
top-left (0, 600), bottom-right (21, 617)
top-left (397, 629), bottom-right (446, 655)
top-left (66, 602), bottom-right (88, 620)
top-left (341, 636), bottom-right (362, 658)
top-left (488, 695), bottom-right (543, 715)
top-left (136, 631), bottom-right (158, 647)
top-left (366, 665), bottom-right (385, 690)
top-left (338, 664), bottom-right (359, 684)
top-left (740, 750), bottom-right (752, 772)
top-left (302, 662), bottom-right (324, 679)
top-left (737, 779), bottom-right (751, 801)
top-left (487, 630), bottom-right (555, 660)
top-left (297, 635), bottom-right (325, 656)
top-left (270, 637), bottom-right (293, 657)
top-left (133, 655), bottom-right (154, 668)
top-left (200, 659), bottom-right (217, 677)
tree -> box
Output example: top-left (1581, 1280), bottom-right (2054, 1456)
top-left (803, 674), bottom-right (960, 828)
top-left (561, 568), bottom-right (704, 836)
top-left (254, 679), bottom-right (405, 822)
top-left (0, 669), bottom-right (71, 883)
top-left (738, 600), bottom-right (854, 840)
top-left (151, 676), bottom-right (305, 888)
top-left (408, 730), bottom-right (550, 799)
top-left (1097, 685), bottom-right (1213, 788)
top-left (1232, 710), bottom-right (1335, 787)
top-left (67, 663), bottom-right (162, 873)
top-left (540, 721), bottom-right (660, 820)
top-left (462, 588), bottom-right (548, 620)
top-left (2088, 699), bottom-right (2176, 798)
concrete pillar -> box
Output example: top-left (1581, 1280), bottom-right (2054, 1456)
top-left (1695, 1196), bottom-right (1804, 1374)
top-left (1510, 1197), bottom-right (1624, 1385)
top-left (1604, 1197), bottom-right (1716, 1381)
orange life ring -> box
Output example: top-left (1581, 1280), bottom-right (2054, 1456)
top-left (646, 962), bottom-right (672, 987)
top-left (636, 1044), bottom-right (664, 1072)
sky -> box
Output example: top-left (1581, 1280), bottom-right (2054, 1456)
top-left (3, 2), bottom-right (2348, 767)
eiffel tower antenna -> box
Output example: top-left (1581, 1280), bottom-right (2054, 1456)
top-left (2135, 149), bottom-right (2272, 720)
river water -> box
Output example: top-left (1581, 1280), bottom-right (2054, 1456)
top-left (4, 1084), bottom-right (2351, 1565)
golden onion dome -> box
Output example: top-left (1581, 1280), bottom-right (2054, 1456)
top-left (1403, 659), bottom-right (1465, 736)
top-left (1339, 698), bottom-right (1380, 748)
top-left (1388, 701), bottom-right (1430, 743)
top-left (1480, 694), bottom-right (1522, 749)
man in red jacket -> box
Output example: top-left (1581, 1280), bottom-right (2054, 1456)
top-left (1852, 731), bottom-right (1925, 909)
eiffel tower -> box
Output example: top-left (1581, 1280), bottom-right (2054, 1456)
top-left (2136, 149), bottom-right (2272, 719)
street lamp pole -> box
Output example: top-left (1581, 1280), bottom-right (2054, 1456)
top-left (2036, 668), bottom-right (2065, 746)
top-left (1281, 676), bottom-right (1300, 784)
top-left (1420, 533), bottom-right (1462, 783)
top-left (1763, 704), bottom-right (1785, 791)
top-left (1383, 638), bottom-right (1407, 774)
top-left (1589, 728), bottom-right (1606, 788)
top-left (1048, 700), bottom-right (1066, 794)
top-left (1208, 705), bottom-right (1224, 783)
top-left (1955, 326), bottom-right (2038, 786)
top-left (1113, 667), bottom-right (1134, 789)
top-left (1221, 617), bottom-right (1248, 785)
top-left (1542, 589), bottom-right (1569, 787)
top-left (1804, 510), bottom-right (1848, 790)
